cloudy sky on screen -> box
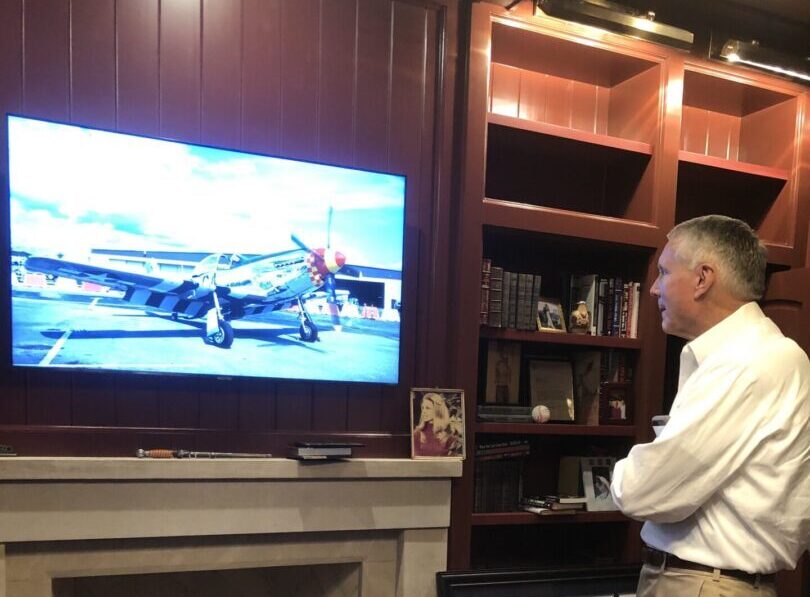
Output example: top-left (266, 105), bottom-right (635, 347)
top-left (8, 116), bottom-right (406, 270)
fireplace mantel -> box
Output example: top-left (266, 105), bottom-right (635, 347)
top-left (0, 457), bottom-right (462, 596)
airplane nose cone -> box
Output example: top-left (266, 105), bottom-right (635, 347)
top-left (335, 252), bottom-right (346, 269)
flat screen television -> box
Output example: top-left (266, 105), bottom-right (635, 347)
top-left (5, 114), bottom-right (406, 384)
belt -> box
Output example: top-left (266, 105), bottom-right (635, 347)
top-left (642, 546), bottom-right (776, 585)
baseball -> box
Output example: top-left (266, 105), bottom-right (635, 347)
top-left (532, 405), bottom-right (551, 424)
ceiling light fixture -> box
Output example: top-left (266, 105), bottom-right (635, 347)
top-left (718, 39), bottom-right (810, 83)
top-left (535, 0), bottom-right (694, 50)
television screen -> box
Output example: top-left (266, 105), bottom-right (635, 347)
top-left (6, 114), bottom-right (406, 384)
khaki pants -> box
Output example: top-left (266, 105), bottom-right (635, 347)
top-left (637, 563), bottom-right (777, 597)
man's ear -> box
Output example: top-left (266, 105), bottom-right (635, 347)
top-left (694, 263), bottom-right (716, 299)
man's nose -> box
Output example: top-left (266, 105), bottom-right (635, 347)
top-left (650, 278), bottom-right (660, 296)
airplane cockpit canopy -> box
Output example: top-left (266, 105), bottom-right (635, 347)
top-left (192, 253), bottom-right (243, 277)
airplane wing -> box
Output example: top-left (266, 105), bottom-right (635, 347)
top-left (24, 256), bottom-right (214, 317)
top-left (24, 255), bottom-right (293, 320)
top-left (25, 256), bottom-right (198, 295)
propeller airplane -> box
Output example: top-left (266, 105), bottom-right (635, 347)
top-left (23, 232), bottom-right (356, 349)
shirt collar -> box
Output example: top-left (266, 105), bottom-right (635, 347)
top-left (682, 302), bottom-right (764, 367)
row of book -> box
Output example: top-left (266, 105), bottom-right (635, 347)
top-left (473, 440), bottom-right (529, 512)
top-left (480, 260), bottom-right (643, 339)
top-left (475, 455), bottom-right (619, 515)
top-left (480, 258), bottom-right (542, 330)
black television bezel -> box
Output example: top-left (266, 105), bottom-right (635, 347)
top-left (3, 112), bottom-right (408, 386)
top-left (436, 564), bottom-right (641, 597)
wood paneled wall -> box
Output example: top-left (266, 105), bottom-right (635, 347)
top-left (0, 0), bottom-right (462, 457)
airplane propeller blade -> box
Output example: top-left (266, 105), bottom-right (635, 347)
top-left (290, 233), bottom-right (312, 254)
top-left (324, 272), bottom-right (341, 328)
top-left (327, 206), bottom-right (333, 249)
top-left (339, 265), bottom-right (362, 277)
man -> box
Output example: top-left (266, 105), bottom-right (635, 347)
top-left (610, 215), bottom-right (810, 596)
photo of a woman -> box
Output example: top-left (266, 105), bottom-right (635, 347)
top-left (410, 389), bottom-right (465, 459)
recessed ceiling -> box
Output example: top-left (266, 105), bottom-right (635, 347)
top-left (728, 0), bottom-right (810, 24)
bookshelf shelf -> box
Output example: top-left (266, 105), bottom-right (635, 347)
top-left (678, 150), bottom-right (789, 181)
top-left (489, 113), bottom-right (653, 156)
top-left (480, 327), bottom-right (642, 348)
top-left (475, 422), bottom-right (636, 437)
top-left (482, 199), bottom-right (661, 248)
top-left (472, 511), bottom-right (629, 526)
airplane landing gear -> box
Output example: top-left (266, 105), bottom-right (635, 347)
top-left (209, 319), bottom-right (234, 348)
top-left (297, 297), bottom-right (319, 342)
top-left (204, 289), bottom-right (234, 348)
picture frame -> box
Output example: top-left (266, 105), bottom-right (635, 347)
top-left (484, 340), bottom-right (521, 404)
top-left (528, 358), bottom-right (575, 422)
top-left (410, 388), bottom-right (465, 460)
top-left (581, 456), bottom-right (618, 512)
top-left (599, 382), bottom-right (633, 425)
top-left (537, 298), bottom-right (566, 333)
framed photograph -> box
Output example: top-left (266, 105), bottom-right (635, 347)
top-left (528, 359), bottom-right (575, 422)
top-left (410, 388), bottom-right (465, 460)
top-left (581, 456), bottom-right (618, 512)
top-left (537, 298), bottom-right (566, 333)
top-left (599, 382), bottom-right (633, 425)
top-left (572, 351), bottom-right (601, 426)
top-left (484, 339), bottom-right (521, 404)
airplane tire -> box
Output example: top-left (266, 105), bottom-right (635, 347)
top-left (211, 320), bottom-right (234, 349)
top-left (299, 321), bottom-right (319, 342)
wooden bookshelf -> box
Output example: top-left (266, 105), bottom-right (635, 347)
top-left (451, 0), bottom-right (809, 574)
top-left (488, 113), bottom-right (653, 156)
top-left (482, 199), bottom-right (662, 248)
top-left (678, 150), bottom-right (790, 181)
top-left (475, 422), bottom-right (636, 437)
top-left (480, 327), bottom-right (642, 349)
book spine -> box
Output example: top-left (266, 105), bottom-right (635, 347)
top-left (480, 258), bottom-right (492, 325)
top-left (611, 276), bottom-right (623, 336)
top-left (502, 271), bottom-right (512, 329)
top-left (507, 272), bottom-right (518, 328)
top-left (488, 266), bottom-right (504, 328)
top-left (531, 274), bottom-right (542, 331)
top-left (517, 273), bottom-right (534, 330)
top-left (630, 281), bottom-right (641, 338)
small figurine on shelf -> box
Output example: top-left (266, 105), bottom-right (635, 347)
top-left (569, 300), bottom-right (591, 334)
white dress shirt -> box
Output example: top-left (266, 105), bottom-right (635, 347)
top-left (611, 302), bottom-right (810, 573)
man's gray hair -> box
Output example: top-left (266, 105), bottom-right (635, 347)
top-left (668, 215), bottom-right (767, 301)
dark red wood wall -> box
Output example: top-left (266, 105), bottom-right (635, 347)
top-left (0, 0), bottom-right (462, 457)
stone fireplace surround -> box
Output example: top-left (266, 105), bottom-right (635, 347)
top-left (0, 457), bottom-right (461, 596)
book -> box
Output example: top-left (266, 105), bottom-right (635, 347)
top-left (516, 273), bottom-right (535, 330)
top-left (476, 439), bottom-right (530, 455)
top-left (287, 442), bottom-right (363, 460)
top-left (520, 504), bottom-right (577, 516)
top-left (521, 496), bottom-right (585, 511)
top-left (502, 271), bottom-right (512, 329)
top-left (506, 271), bottom-right (518, 328)
top-left (477, 404), bottom-right (534, 422)
top-left (544, 494), bottom-right (588, 504)
top-left (488, 266), bottom-right (504, 328)
top-left (480, 258), bottom-right (492, 325)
